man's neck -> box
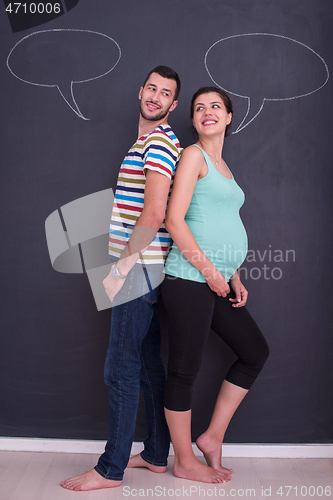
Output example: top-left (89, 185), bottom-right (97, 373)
top-left (137, 115), bottom-right (168, 139)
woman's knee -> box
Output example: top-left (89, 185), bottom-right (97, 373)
top-left (257, 337), bottom-right (270, 368)
top-left (236, 337), bottom-right (270, 385)
top-left (164, 368), bottom-right (198, 411)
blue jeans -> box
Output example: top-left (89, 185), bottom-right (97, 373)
top-left (95, 265), bottom-right (170, 481)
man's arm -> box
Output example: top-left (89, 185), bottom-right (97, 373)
top-left (103, 169), bottom-right (172, 302)
top-left (117, 169), bottom-right (171, 273)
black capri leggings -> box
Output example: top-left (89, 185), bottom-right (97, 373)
top-left (160, 276), bottom-right (269, 412)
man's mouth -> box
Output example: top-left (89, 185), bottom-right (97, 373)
top-left (146, 101), bottom-right (161, 111)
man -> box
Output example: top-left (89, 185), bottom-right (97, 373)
top-left (61, 66), bottom-right (181, 491)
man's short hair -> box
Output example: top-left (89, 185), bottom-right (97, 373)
top-left (143, 66), bottom-right (181, 101)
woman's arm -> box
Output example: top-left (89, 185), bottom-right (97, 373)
top-left (166, 146), bottom-right (230, 297)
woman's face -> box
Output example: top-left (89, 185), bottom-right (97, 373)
top-left (192, 92), bottom-right (232, 137)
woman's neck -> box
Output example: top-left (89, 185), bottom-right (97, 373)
top-left (197, 134), bottom-right (225, 164)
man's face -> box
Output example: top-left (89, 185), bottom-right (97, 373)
top-left (139, 72), bottom-right (178, 122)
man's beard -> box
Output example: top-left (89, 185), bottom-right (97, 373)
top-left (140, 101), bottom-right (170, 121)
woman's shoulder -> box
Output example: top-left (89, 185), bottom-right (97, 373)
top-left (180, 144), bottom-right (204, 162)
top-left (184, 143), bottom-right (202, 153)
top-left (175, 144), bottom-right (206, 179)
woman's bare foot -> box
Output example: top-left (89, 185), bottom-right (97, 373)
top-left (60, 468), bottom-right (122, 491)
top-left (196, 433), bottom-right (233, 475)
top-left (173, 456), bottom-right (231, 484)
top-left (127, 453), bottom-right (167, 473)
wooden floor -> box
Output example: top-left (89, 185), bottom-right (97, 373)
top-left (0, 451), bottom-right (332, 500)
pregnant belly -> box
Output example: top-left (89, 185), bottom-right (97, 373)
top-left (200, 220), bottom-right (248, 270)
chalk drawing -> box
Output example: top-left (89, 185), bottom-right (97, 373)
top-left (7, 29), bottom-right (121, 120)
top-left (204, 33), bottom-right (329, 133)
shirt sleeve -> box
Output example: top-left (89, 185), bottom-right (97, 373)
top-left (143, 130), bottom-right (180, 180)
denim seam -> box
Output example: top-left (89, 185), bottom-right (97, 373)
top-left (104, 299), bottom-right (129, 477)
top-left (94, 465), bottom-right (123, 481)
top-left (139, 451), bottom-right (167, 467)
top-left (142, 295), bottom-right (157, 305)
top-left (140, 347), bottom-right (168, 466)
top-left (140, 351), bottom-right (157, 463)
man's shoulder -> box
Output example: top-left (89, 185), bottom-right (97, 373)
top-left (145, 124), bottom-right (180, 150)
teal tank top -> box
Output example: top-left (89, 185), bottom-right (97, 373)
top-left (164, 145), bottom-right (248, 282)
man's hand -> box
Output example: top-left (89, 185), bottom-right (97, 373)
top-left (103, 267), bottom-right (126, 303)
top-left (229, 275), bottom-right (248, 307)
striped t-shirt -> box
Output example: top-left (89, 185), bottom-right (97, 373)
top-left (108, 124), bottom-right (181, 265)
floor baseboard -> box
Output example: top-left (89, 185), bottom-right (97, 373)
top-left (0, 438), bottom-right (332, 458)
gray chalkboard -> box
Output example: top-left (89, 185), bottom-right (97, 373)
top-left (0, 0), bottom-right (332, 445)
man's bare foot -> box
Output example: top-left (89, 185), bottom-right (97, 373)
top-left (196, 433), bottom-right (233, 475)
top-left (60, 468), bottom-right (122, 491)
top-left (173, 456), bottom-right (231, 484)
top-left (127, 453), bottom-right (167, 473)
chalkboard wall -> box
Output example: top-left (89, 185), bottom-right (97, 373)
top-left (1, 0), bottom-right (332, 444)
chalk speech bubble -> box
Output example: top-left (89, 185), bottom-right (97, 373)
top-left (7, 29), bottom-right (121, 120)
top-left (205, 33), bottom-right (329, 133)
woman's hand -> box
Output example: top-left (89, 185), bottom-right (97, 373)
top-left (229, 274), bottom-right (248, 307)
top-left (205, 269), bottom-right (230, 297)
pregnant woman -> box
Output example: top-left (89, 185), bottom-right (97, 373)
top-left (160, 87), bottom-right (269, 484)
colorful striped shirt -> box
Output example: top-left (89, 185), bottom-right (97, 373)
top-left (108, 124), bottom-right (181, 265)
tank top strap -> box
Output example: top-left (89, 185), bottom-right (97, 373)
top-left (192, 144), bottom-right (213, 170)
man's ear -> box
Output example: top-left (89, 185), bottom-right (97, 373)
top-left (169, 100), bottom-right (178, 112)
top-left (138, 87), bottom-right (143, 100)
